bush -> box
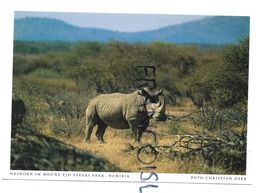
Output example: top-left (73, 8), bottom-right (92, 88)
top-left (192, 107), bottom-right (247, 131)
top-left (13, 41), bottom-right (73, 54)
top-left (187, 37), bottom-right (249, 131)
top-left (46, 91), bottom-right (89, 139)
top-left (170, 130), bottom-right (246, 174)
top-left (189, 37), bottom-right (249, 110)
top-left (29, 68), bottom-right (61, 79)
top-left (168, 121), bottom-right (184, 135)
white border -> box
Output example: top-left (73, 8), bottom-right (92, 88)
top-left (4, 171), bottom-right (249, 185)
top-left (1, 0), bottom-right (260, 193)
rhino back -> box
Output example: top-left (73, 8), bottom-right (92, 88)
top-left (92, 92), bottom-right (144, 129)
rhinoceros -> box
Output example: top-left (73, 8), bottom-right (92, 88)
top-left (83, 88), bottom-right (166, 144)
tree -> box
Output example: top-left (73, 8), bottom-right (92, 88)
top-left (189, 37), bottom-right (249, 109)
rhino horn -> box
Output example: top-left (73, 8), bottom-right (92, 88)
top-left (155, 100), bottom-right (161, 108)
top-left (156, 96), bottom-right (165, 113)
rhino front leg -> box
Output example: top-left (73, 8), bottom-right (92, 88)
top-left (137, 126), bottom-right (146, 143)
top-left (128, 119), bottom-right (145, 144)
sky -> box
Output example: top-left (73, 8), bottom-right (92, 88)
top-left (15, 12), bottom-right (206, 32)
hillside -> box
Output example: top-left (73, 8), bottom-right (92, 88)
top-left (14, 17), bottom-right (122, 42)
top-left (137, 16), bottom-right (250, 44)
top-left (14, 16), bottom-right (249, 44)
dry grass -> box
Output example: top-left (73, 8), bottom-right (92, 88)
top-left (59, 128), bottom-right (220, 174)
top-left (57, 127), bottom-right (182, 173)
top-left (166, 101), bottom-right (196, 117)
top-left (39, 103), bottom-right (244, 174)
top-left (39, 104), bottom-right (214, 173)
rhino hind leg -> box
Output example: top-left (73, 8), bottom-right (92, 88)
top-left (95, 121), bottom-right (107, 143)
top-left (83, 121), bottom-right (97, 143)
top-left (83, 108), bottom-right (98, 143)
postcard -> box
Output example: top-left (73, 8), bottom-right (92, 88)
top-left (1, 0), bottom-right (258, 193)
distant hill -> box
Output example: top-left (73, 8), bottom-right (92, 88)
top-left (14, 16), bottom-right (249, 44)
top-left (14, 17), bottom-right (122, 42)
top-left (133, 16), bottom-right (250, 44)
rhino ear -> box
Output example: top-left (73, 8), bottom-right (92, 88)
top-left (138, 88), bottom-right (150, 97)
top-left (137, 89), bottom-right (143, 95)
top-left (154, 89), bottom-right (163, 96)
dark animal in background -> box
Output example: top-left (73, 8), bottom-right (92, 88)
top-left (12, 95), bottom-right (26, 137)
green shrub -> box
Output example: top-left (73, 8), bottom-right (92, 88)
top-left (46, 91), bottom-right (89, 139)
top-left (13, 41), bottom-right (73, 54)
top-left (188, 37), bottom-right (249, 110)
top-left (29, 68), bottom-right (61, 79)
top-left (170, 130), bottom-right (246, 174)
top-left (191, 107), bottom-right (247, 131)
top-left (168, 121), bottom-right (184, 135)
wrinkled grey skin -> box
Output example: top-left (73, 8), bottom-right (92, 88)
top-left (84, 88), bottom-right (166, 144)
